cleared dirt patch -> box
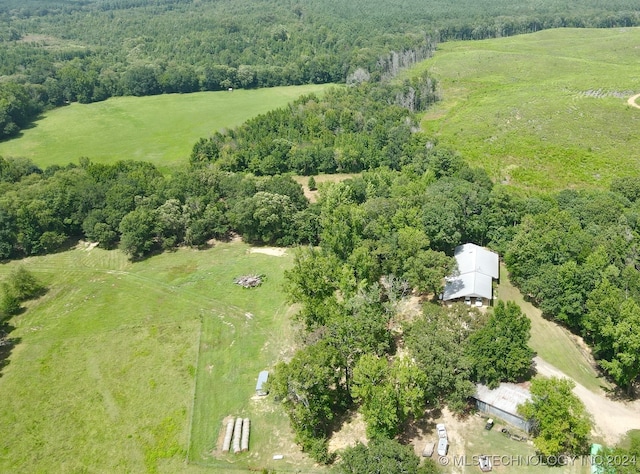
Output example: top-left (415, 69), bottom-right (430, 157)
top-left (329, 411), bottom-right (368, 453)
top-left (292, 173), bottom-right (358, 203)
top-left (249, 247), bottom-right (287, 257)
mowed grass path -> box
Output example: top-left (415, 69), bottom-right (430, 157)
top-left (0, 84), bottom-right (331, 172)
top-left (416, 28), bottom-right (640, 190)
top-left (0, 243), bottom-right (316, 473)
top-left (496, 264), bottom-right (608, 393)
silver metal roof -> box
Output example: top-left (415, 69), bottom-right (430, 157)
top-left (454, 243), bottom-right (499, 279)
top-left (442, 243), bottom-right (499, 301)
top-left (474, 383), bottom-right (532, 416)
top-left (443, 272), bottom-right (493, 301)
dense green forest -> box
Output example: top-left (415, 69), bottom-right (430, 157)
top-left (1, 0), bottom-right (640, 138)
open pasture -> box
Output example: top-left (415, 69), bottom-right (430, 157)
top-left (418, 27), bottom-right (640, 190)
top-left (0, 242), bottom-right (316, 473)
top-left (0, 84), bottom-right (330, 173)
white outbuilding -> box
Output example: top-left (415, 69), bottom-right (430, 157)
top-left (256, 370), bottom-right (269, 396)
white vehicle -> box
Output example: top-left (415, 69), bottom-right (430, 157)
top-left (479, 454), bottom-right (492, 471)
top-left (436, 423), bottom-right (447, 439)
top-left (437, 437), bottom-right (448, 456)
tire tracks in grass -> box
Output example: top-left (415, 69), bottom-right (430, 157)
top-left (25, 258), bottom-right (247, 331)
top-left (85, 352), bottom-right (120, 422)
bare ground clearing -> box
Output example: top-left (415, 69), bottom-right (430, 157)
top-left (293, 173), bottom-right (357, 203)
top-left (328, 411), bottom-right (368, 453)
top-left (248, 247), bottom-right (287, 257)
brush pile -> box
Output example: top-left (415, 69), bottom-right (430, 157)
top-left (234, 274), bottom-right (264, 288)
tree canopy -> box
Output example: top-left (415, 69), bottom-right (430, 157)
top-left (466, 300), bottom-right (534, 388)
top-left (338, 438), bottom-right (438, 474)
top-left (0, 267), bottom-right (46, 320)
top-left (518, 377), bottom-right (592, 457)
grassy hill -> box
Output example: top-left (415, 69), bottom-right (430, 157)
top-left (416, 27), bottom-right (640, 190)
top-left (0, 84), bottom-right (330, 173)
top-left (0, 243), bottom-right (320, 473)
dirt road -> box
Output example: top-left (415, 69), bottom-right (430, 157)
top-left (628, 93), bottom-right (640, 109)
top-left (534, 356), bottom-right (640, 444)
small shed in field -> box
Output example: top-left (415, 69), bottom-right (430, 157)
top-left (256, 370), bottom-right (269, 396)
top-left (473, 383), bottom-right (533, 433)
top-left (442, 243), bottom-right (499, 306)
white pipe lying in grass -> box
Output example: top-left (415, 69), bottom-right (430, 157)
top-left (232, 417), bottom-right (243, 453)
top-left (241, 418), bottom-right (250, 451)
top-left (222, 418), bottom-right (234, 452)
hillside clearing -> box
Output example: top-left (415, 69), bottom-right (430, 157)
top-left (0, 84), bottom-right (331, 172)
top-left (416, 27), bottom-right (640, 190)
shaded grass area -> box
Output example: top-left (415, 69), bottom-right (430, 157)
top-left (496, 264), bottom-right (609, 393)
top-left (0, 84), bottom-right (331, 173)
top-left (416, 28), bottom-right (640, 190)
top-left (617, 430), bottom-right (640, 450)
top-left (0, 242), bottom-right (313, 473)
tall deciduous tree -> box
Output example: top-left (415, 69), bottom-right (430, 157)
top-left (351, 354), bottom-right (427, 438)
top-left (270, 340), bottom-right (346, 463)
top-left (402, 249), bottom-right (455, 297)
top-left (599, 299), bottom-right (640, 393)
top-left (405, 303), bottom-right (483, 412)
top-left (118, 207), bottom-right (158, 258)
top-left (518, 377), bottom-right (592, 457)
top-left (325, 287), bottom-right (392, 393)
top-left (284, 247), bottom-right (342, 329)
top-left (466, 300), bottom-right (534, 388)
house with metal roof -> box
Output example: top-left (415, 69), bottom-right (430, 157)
top-left (442, 243), bottom-right (499, 306)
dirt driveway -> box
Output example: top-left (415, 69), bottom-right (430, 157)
top-left (534, 356), bottom-right (640, 444)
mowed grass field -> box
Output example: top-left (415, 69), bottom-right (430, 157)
top-left (0, 84), bottom-right (331, 172)
top-left (416, 27), bottom-right (640, 190)
top-left (0, 242), bottom-right (320, 473)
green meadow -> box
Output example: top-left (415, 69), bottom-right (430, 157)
top-left (0, 243), bottom-right (320, 473)
top-left (0, 84), bottom-right (330, 172)
top-left (416, 27), bottom-right (640, 190)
